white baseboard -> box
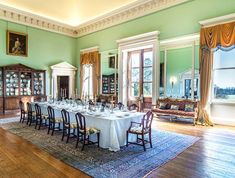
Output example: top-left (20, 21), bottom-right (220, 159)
top-left (211, 116), bottom-right (235, 126)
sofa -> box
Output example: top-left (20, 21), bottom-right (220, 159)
top-left (151, 98), bottom-right (198, 125)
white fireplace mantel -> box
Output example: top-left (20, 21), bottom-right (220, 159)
top-left (50, 62), bottom-right (77, 99)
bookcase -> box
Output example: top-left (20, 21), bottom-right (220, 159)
top-left (0, 64), bottom-right (46, 113)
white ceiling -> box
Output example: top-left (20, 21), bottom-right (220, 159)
top-left (0, 0), bottom-right (138, 26)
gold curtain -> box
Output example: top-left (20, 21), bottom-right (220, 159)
top-left (80, 51), bottom-right (100, 97)
top-left (199, 21), bottom-right (235, 125)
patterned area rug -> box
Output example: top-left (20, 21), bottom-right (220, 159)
top-left (1, 121), bottom-right (199, 178)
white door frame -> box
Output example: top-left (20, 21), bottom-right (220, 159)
top-left (116, 31), bottom-right (160, 106)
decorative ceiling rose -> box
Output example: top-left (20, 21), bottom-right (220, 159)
top-left (0, 0), bottom-right (190, 37)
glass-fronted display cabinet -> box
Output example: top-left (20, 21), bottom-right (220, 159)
top-left (20, 72), bottom-right (31, 96)
top-left (0, 69), bottom-right (3, 113)
top-left (33, 72), bottom-right (45, 96)
top-left (0, 64), bottom-right (46, 113)
top-left (102, 73), bottom-right (118, 94)
top-left (5, 71), bottom-right (20, 96)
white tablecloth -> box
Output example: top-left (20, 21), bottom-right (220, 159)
top-left (34, 102), bottom-right (144, 151)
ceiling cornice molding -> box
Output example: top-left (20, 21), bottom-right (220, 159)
top-left (0, 0), bottom-right (191, 38)
top-left (199, 13), bottom-right (235, 27)
top-left (160, 33), bottom-right (199, 50)
top-left (0, 4), bottom-right (78, 37)
top-left (76, 0), bottom-right (191, 37)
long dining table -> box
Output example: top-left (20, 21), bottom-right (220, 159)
top-left (34, 102), bottom-right (145, 151)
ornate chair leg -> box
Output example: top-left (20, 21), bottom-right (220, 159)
top-left (29, 117), bottom-right (32, 126)
top-left (97, 133), bottom-right (100, 148)
top-left (47, 122), bottom-right (51, 134)
top-left (76, 133), bottom-right (80, 148)
top-left (38, 119), bottom-right (42, 130)
top-left (149, 132), bottom-right (152, 148)
top-left (66, 128), bottom-right (70, 143)
top-left (81, 135), bottom-right (86, 151)
top-left (35, 119), bottom-right (38, 129)
top-left (51, 123), bottom-right (55, 136)
top-left (20, 114), bottom-right (22, 123)
top-left (126, 131), bottom-right (129, 147)
top-left (62, 128), bottom-right (65, 141)
top-left (193, 117), bottom-right (196, 126)
top-left (142, 133), bottom-right (146, 151)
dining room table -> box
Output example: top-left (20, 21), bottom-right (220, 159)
top-left (33, 101), bottom-right (145, 151)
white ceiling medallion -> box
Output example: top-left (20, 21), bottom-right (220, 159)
top-left (0, 0), bottom-right (191, 37)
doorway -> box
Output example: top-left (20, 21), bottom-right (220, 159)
top-left (127, 48), bottom-right (153, 110)
top-left (57, 76), bottom-right (69, 99)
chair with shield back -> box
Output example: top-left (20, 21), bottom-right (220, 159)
top-left (19, 100), bottom-right (26, 123)
top-left (34, 103), bottom-right (48, 130)
top-left (47, 106), bottom-right (62, 136)
top-left (116, 102), bottom-right (124, 110)
top-left (75, 112), bottom-right (100, 151)
top-left (61, 109), bottom-right (77, 143)
top-left (129, 103), bottom-right (139, 111)
top-left (26, 102), bottom-right (36, 126)
top-left (126, 111), bottom-right (153, 151)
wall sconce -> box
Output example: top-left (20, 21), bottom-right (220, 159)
top-left (170, 76), bottom-right (177, 97)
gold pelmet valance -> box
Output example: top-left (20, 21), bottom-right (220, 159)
top-left (200, 21), bottom-right (235, 50)
top-left (198, 21), bottom-right (235, 126)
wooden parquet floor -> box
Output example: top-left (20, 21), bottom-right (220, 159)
top-left (0, 114), bottom-right (235, 178)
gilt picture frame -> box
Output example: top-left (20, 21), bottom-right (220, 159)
top-left (109, 55), bottom-right (118, 69)
top-left (7, 30), bottom-right (28, 57)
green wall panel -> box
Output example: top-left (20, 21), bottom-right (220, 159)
top-left (0, 20), bottom-right (77, 95)
top-left (100, 49), bottom-right (118, 75)
top-left (76, 0), bottom-right (235, 92)
top-left (166, 47), bottom-right (192, 97)
top-left (0, 0), bottom-right (234, 95)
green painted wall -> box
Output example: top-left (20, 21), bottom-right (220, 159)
top-left (0, 20), bottom-right (77, 95)
top-left (166, 47), bottom-right (192, 97)
top-left (100, 49), bottom-right (118, 75)
top-left (76, 0), bottom-right (235, 92)
top-left (0, 0), bottom-right (234, 96)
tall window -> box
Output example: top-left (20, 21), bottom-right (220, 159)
top-left (83, 64), bottom-right (93, 98)
top-left (184, 78), bottom-right (199, 99)
top-left (213, 48), bottom-right (235, 102)
top-left (128, 48), bottom-right (153, 99)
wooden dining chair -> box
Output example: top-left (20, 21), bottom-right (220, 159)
top-left (34, 104), bottom-right (48, 130)
top-left (129, 103), bottom-right (139, 111)
top-left (88, 100), bottom-right (94, 105)
top-left (26, 102), bottom-right (36, 126)
top-left (126, 111), bottom-right (153, 151)
top-left (76, 98), bottom-right (83, 105)
top-left (19, 100), bottom-right (26, 123)
top-left (47, 106), bottom-right (62, 136)
top-left (116, 102), bottom-right (124, 110)
top-left (61, 109), bottom-right (77, 143)
top-left (75, 112), bottom-right (100, 151)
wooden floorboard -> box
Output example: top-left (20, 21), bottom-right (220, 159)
top-left (145, 119), bottom-right (235, 178)
top-left (0, 127), bottom-right (89, 178)
top-left (0, 115), bottom-right (235, 178)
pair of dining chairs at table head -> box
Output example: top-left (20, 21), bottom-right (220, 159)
top-left (19, 101), bottom-right (100, 151)
top-left (19, 101), bottom-right (154, 151)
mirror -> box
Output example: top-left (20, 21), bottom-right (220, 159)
top-left (159, 51), bottom-right (165, 97)
top-left (100, 49), bottom-right (118, 97)
top-left (165, 47), bottom-right (193, 99)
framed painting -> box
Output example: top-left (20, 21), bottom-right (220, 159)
top-left (7, 30), bottom-right (28, 57)
top-left (109, 55), bottom-right (118, 68)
